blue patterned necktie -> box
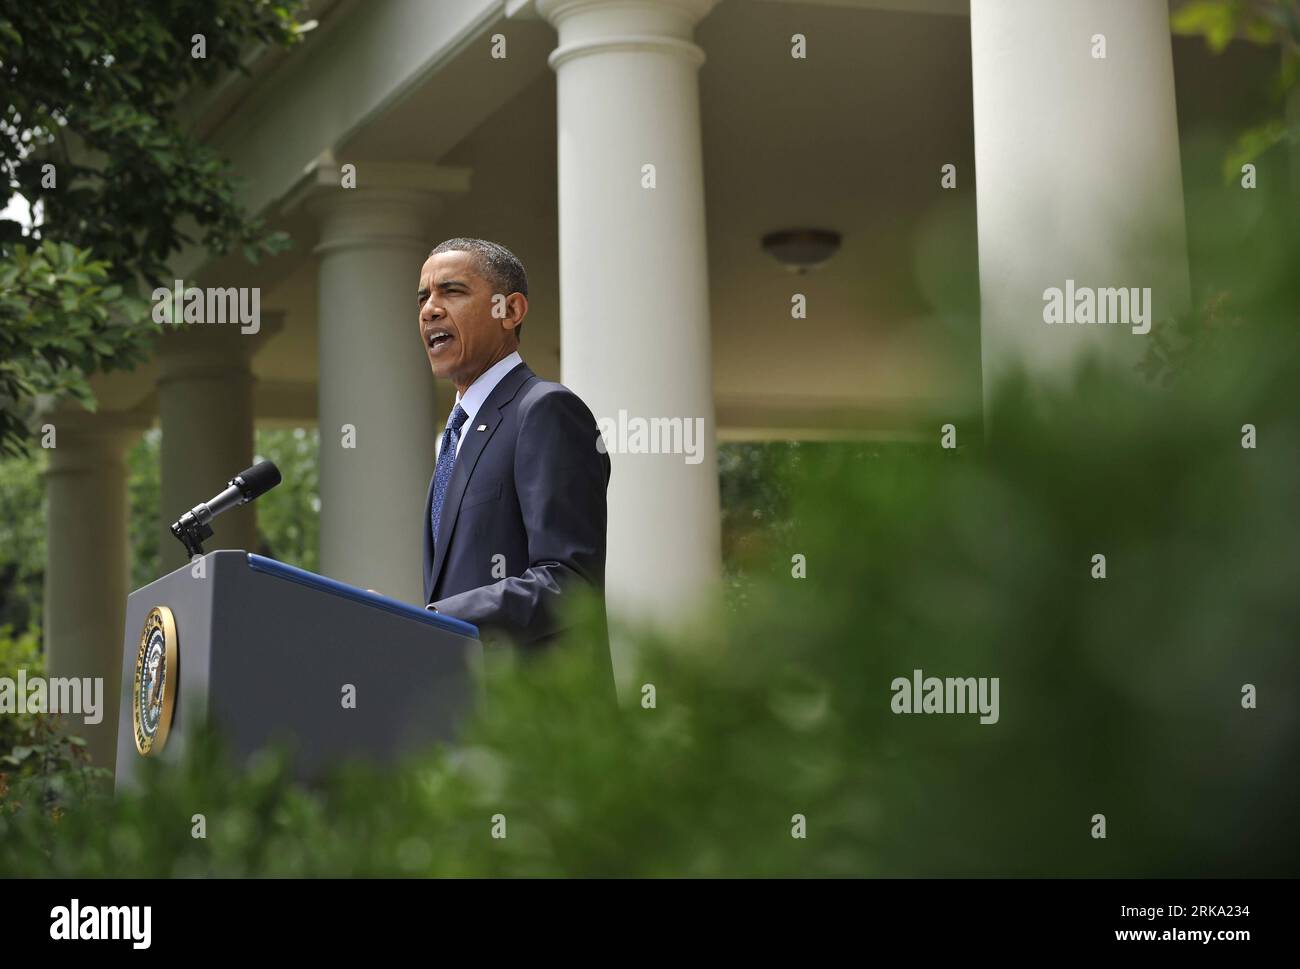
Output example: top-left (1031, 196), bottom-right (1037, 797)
top-left (430, 403), bottom-right (469, 549)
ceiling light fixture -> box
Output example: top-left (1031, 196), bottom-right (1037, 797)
top-left (760, 229), bottom-right (842, 273)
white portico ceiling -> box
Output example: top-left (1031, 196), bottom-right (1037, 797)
top-left (315, 0), bottom-right (985, 435)
top-left (88, 0), bottom-right (982, 432)
top-left (89, 0), bottom-right (1277, 438)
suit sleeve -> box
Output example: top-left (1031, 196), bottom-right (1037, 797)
top-left (430, 387), bottom-right (610, 645)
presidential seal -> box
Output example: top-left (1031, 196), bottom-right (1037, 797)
top-left (133, 606), bottom-right (178, 756)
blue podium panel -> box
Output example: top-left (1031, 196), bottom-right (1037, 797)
top-left (115, 551), bottom-right (481, 789)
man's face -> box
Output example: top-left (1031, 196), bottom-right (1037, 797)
top-left (417, 250), bottom-right (522, 391)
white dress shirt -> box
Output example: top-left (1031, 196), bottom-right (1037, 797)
top-left (438, 350), bottom-right (524, 460)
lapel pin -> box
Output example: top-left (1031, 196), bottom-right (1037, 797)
top-left (477, 424), bottom-right (487, 432)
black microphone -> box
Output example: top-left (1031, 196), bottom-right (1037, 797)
top-left (170, 460), bottom-right (282, 558)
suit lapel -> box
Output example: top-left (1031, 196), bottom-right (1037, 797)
top-left (428, 362), bottom-right (535, 597)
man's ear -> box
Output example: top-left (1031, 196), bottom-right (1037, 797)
top-left (506, 292), bottom-right (528, 339)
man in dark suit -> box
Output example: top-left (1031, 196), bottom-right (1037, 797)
top-left (417, 238), bottom-right (611, 661)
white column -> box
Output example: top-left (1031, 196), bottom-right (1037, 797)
top-left (537, 0), bottom-right (723, 669)
top-left (307, 170), bottom-right (467, 604)
top-left (43, 412), bottom-right (134, 773)
top-left (158, 326), bottom-right (257, 572)
top-left (970, 0), bottom-right (1191, 398)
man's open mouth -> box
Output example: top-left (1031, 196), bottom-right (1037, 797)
top-left (427, 329), bottom-right (454, 352)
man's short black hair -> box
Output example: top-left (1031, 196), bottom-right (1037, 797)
top-left (428, 237), bottom-right (528, 340)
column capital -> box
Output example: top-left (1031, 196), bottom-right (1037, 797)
top-left (38, 405), bottom-right (139, 475)
top-left (537, 0), bottom-right (717, 69)
top-left (283, 153), bottom-right (473, 257)
top-left (156, 318), bottom-right (262, 386)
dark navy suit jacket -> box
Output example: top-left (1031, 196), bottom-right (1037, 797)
top-left (423, 361), bottom-right (612, 656)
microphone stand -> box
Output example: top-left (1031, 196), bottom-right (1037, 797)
top-left (168, 462), bottom-right (281, 560)
top-left (170, 512), bottom-right (214, 558)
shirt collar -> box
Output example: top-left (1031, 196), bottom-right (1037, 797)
top-left (451, 350), bottom-right (524, 428)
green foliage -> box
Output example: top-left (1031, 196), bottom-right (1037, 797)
top-left (719, 439), bottom-right (934, 612)
top-left (0, 432), bottom-right (879, 620)
top-left (0, 0), bottom-right (306, 280)
top-left (253, 427), bottom-right (320, 571)
top-left (718, 441), bottom-right (798, 610)
top-left (126, 425), bottom-right (324, 580)
top-left (1139, 290), bottom-right (1251, 387)
top-left (127, 429), bottom-right (162, 591)
top-left (0, 624), bottom-right (44, 755)
top-left (0, 241), bottom-right (153, 457)
top-left (2, 299), bottom-right (1295, 874)
top-left (1, 424), bottom-right (325, 626)
top-left (0, 449), bottom-right (44, 632)
top-left (0, 625), bottom-right (111, 825)
top-left (1221, 118), bottom-right (1298, 182)
top-left (1171, 0), bottom-right (1300, 180)
top-left (0, 0), bottom-right (306, 456)
top-left (1171, 0), bottom-right (1296, 53)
